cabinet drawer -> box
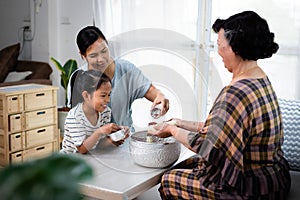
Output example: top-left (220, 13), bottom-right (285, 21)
top-left (24, 90), bottom-right (55, 110)
top-left (23, 143), bottom-right (53, 161)
top-left (0, 114), bottom-right (22, 132)
top-left (9, 114), bottom-right (22, 133)
top-left (26, 125), bottom-right (55, 148)
top-left (25, 108), bottom-right (56, 129)
top-left (9, 132), bottom-right (25, 152)
top-left (0, 134), bottom-right (3, 148)
top-left (3, 95), bottom-right (24, 113)
top-left (10, 151), bottom-right (23, 163)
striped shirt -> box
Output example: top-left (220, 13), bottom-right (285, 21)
top-left (60, 103), bottom-right (111, 154)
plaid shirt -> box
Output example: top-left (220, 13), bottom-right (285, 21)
top-left (159, 77), bottom-right (290, 199)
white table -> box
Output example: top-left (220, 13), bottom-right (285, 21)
top-left (78, 138), bottom-right (194, 200)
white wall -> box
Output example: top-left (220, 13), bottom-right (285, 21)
top-left (47, 0), bottom-right (94, 106)
top-left (0, 0), bottom-right (31, 59)
top-left (0, 0), bottom-right (94, 106)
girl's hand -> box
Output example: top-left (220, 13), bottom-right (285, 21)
top-left (99, 123), bottom-right (121, 135)
top-left (108, 125), bottom-right (130, 146)
top-left (109, 138), bottom-right (125, 146)
top-left (120, 126), bottom-right (130, 139)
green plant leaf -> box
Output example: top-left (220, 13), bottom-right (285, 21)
top-left (50, 57), bottom-right (65, 73)
top-left (50, 57), bottom-right (78, 107)
top-left (0, 153), bottom-right (93, 200)
top-left (64, 59), bottom-right (78, 81)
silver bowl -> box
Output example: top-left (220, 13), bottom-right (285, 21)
top-left (129, 131), bottom-right (181, 168)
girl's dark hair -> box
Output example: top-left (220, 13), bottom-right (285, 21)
top-left (72, 70), bottom-right (111, 107)
top-left (212, 11), bottom-right (279, 60)
top-left (76, 26), bottom-right (108, 55)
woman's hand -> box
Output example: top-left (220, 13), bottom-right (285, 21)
top-left (152, 92), bottom-right (169, 116)
top-left (144, 85), bottom-right (170, 116)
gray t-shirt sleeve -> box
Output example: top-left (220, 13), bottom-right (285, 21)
top-left (113, 60), bottom-right (151, 102)
top-left (128, 66), bottom-right (152, 100)
top-left (110, 59), bottom-right (152, 128)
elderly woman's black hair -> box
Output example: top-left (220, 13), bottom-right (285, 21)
top-left (72, 70), bottom-right (111, 107)
top-left (212, 11), bottom-right (279, 61)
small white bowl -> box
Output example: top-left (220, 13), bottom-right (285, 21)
top-left (109, 129), bottom-right (125, 141)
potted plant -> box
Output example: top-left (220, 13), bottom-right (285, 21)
top-left (50, 57), bottom-right (78, 136)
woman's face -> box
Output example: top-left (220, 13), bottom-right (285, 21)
top-left (84, 39), bottom-right (111, 72)
top-left (217, 29), bottom-right (236, 72)
top-left (87, 81), bottom-right (112, 113)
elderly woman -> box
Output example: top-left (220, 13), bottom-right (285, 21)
top-left (149, 11), bottom-right (291, 199)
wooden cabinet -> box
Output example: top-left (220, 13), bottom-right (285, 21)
top-left (0, 84), bottom-right (59, 166)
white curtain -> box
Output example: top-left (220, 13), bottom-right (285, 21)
top-left (92, 0), bottom-right (212, 129)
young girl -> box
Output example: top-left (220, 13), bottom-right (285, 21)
top-left (61, 70), bottom-right (127, 154)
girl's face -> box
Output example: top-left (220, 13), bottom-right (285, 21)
top-left (87, 81), bottom-right (112, 113)
top-left (217, 28), bottom-right (237, 73)
top-left (84, 39), bottom-right (111, 72)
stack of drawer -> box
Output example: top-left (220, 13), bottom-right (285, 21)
top-left (0, 84), bottom-right (59, 166)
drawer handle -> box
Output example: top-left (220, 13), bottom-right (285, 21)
top-left (37, 129), bottom-right (46, 133)
top-left (36, 146), bottom-right (45, 151)
top-left (14, 116), bottom-right (20, 120)
top-left (36, 93), bottom-right (45, 97)
top-left (12, 97), bottom-right (18, 100)
top-left (16, 153), bottom-right (22, 157)
top-left (36, 111), bottom-right (46, 115)
top-left (15, 134), bottom-right (21, 138)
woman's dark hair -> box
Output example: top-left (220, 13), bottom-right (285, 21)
top-left (212, 11), bottom-right (279, 60)
top-left (72, 70), bottom-right (111, 107)
top-left (76, 26), bottom-right (108, 55)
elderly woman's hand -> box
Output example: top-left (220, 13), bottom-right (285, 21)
top-left (148, 122), bottom-right (175, 138)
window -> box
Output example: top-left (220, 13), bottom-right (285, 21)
top-left (93, 0), bottom-right (300, 130)
top-left (210, 0), bottom-right (300, 100)
top-left (94, 0), bottom-right (202, 130)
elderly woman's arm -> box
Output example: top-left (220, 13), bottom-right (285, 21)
top-left (149, 119), bottom-right (206, 152)
top-left (170, 118), bottom-right (204, 132)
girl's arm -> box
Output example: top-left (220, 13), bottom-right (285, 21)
top-left (77, 123), bottom-right (121, 154)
